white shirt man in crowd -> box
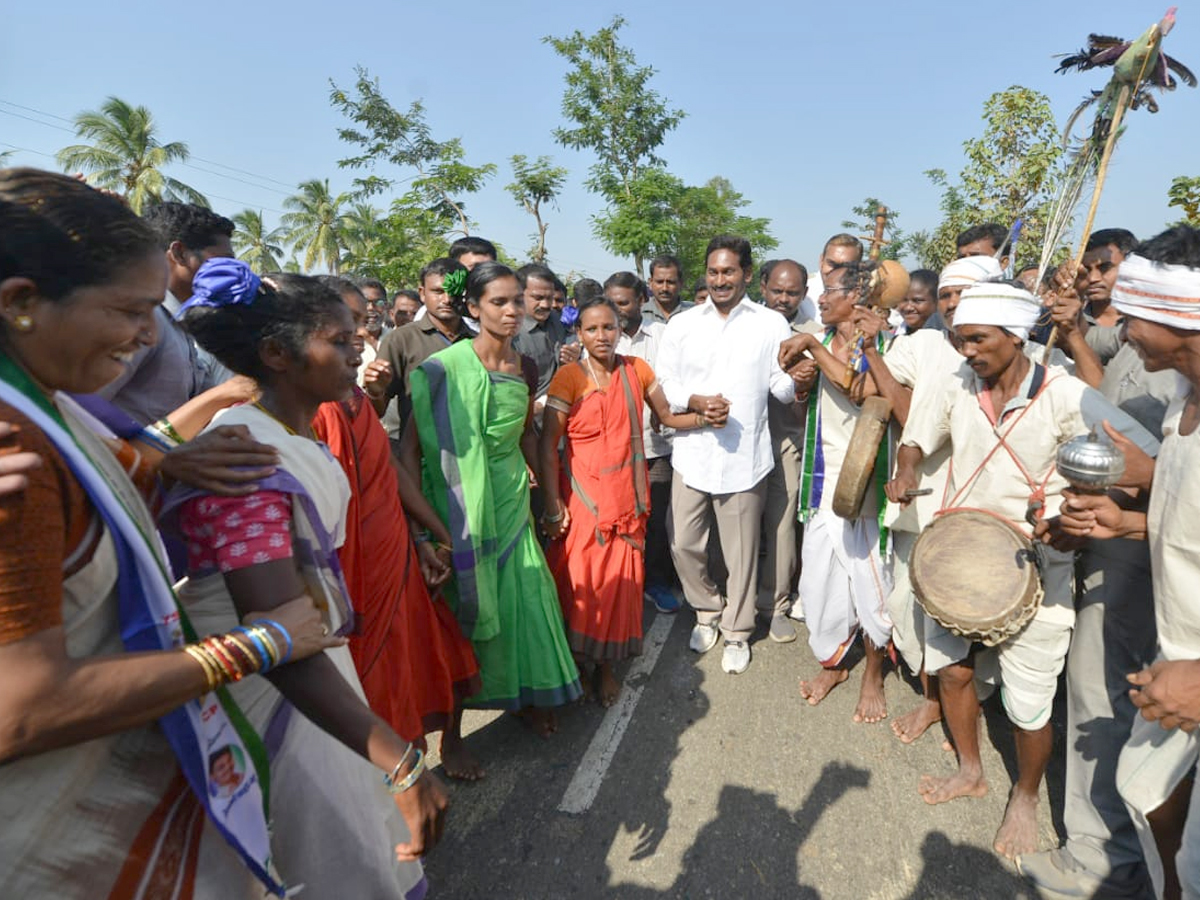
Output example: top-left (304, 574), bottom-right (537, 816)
top-left (656, 235), bottom-right (796, 675)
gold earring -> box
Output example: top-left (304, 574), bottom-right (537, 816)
top-left (13, 315), bottom-right (33, 332)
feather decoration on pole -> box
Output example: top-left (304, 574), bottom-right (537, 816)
top-left (1040, 7), bottom-right (1194, 361)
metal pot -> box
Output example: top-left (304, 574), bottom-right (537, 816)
top-left (1056, 427), bottom-right (1125, 492)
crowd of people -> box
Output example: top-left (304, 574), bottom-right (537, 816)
top-left (2, 166), bottom-right (1200, 900)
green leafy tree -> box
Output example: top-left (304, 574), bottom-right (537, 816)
top-left (56, 96), bottom-right (207, 213)
top-left (329, 67), bottom-right (496, 237)
top-left (909, 86), bottom-right (1064, 269)
top-left (281, 178), bottom-right (349, 273)
top-left (232, 209), bottom-right (285, 273)
top-left (545, 15), bottom-right (685, 273)
top-left (506, 154), bottom-right (568, 263)
top-left (667, 177), bottom-right (777, 285)
top-left (341, 203), bottom-right (450, 288)
top-left (1168, 176), bottom-right (1200, 227)
top-left (840, 198), bottom-right (906, 261)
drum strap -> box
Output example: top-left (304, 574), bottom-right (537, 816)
top-left (940, 368), bottom-right (1062, 533)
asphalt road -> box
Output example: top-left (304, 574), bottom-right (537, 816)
top-left (422, 601), bottom-right (1064, 899)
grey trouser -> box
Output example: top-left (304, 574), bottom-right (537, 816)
top-left (758, 440), bottom-right (801, 618)
top-left (670, 471), bottom-right (767, 642)
top-left (1065, 537), bottom-right (1158, 876)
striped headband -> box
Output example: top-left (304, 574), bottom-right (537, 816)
top-left (1112, 254), bottom-right (1200, 331)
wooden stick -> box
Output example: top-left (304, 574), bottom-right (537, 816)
top-left (843, 206), bottom-right (889, 389)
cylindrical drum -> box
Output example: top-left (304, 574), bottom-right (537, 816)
top-left (909, 508), bottom-right (1043, 646)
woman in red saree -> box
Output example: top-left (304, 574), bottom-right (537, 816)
top-left (313, 278), bottom-right (482, 779)
top-left (540, 296), bottom-right (700, 706)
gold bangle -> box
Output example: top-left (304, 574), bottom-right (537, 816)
top-left (695, 412), bottom-right (704, 428)
top-left (204, 637), bottom-right (245, 682)
top-left (183, 644), bottom-right (222, 692)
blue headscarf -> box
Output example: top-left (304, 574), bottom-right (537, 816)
top-left (176, 257), bottom-right (262, 319)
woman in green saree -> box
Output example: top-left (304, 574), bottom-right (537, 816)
top-left (401, 263), bottom-right (580, 743)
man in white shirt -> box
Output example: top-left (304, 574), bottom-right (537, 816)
top-left (656, 235), bottom-right (797, 675)
top-left (605, 272), bottom-right (680, 614)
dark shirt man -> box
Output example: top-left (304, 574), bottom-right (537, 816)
top-left (379, 259), bottom-right (472, 448)
top-left (643, 255), bottom-right (694, 325)
top-left (512, 264), bottom-right (569, 399)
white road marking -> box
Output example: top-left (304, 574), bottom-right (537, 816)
top-left (557, 610), bottom-right (677, 814)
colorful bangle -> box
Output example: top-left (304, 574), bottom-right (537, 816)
top-left (251, 619), bottom-right (294, 665)
top-left (222, 632), bottom-right (261, 674)
top-left (183, 644), bottom-right (222, 692)
top-left (386, 749), bottom-right (426, 794)
top-left (383, 744), bottom-right (415, 787)
top-left (153, 418), bottom-right (185, 446)
top-left (247, 626), bottom-right (281, 669)
top-left (234, 626), bottom-right (273, 672)
top-left (204, 636), bottom-right (246, 682)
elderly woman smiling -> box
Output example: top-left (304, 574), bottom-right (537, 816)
top-left (0, 169), bottom-right (341, 899)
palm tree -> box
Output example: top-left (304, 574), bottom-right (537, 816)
top-left (232, 209), bottom-right (286, 273)
top-left (56, 96), bottom-right (207, 213)
top-left (281, 179), bottom-right (349, 273)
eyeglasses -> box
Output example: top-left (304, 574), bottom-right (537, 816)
top-left (820, 286), bottom-right (855, 298)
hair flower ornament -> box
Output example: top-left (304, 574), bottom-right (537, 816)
top-left (560, 305), bottom-right (580, 328)
top-left (441, 268), bottom-right (468, 300)
top-left (177, 258), bottom-right (262, 319)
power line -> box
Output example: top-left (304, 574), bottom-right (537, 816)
top-left (0, 100), bottom-right (298, 194)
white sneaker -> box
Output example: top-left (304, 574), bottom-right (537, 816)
top-left (689, 621), bottom-right (720, 654)
top-left (721, 640), bottom-right (750, 674)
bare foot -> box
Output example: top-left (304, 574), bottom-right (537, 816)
top-left (597, 664), bottom-right (621, 708)
top-left (439, 733), bottom-right (485, 781)
top-left (512, 708), bottom-right (558, 738)
top-left (891, 699), bottom-right (942, 743)
top-left (918, 767), bottom-right (988, 805)
top-left (994, 788), bottom-right (1040, 859)
top-left (799, 668), bottom-right (849, 706)
top-left (853, 672), bottom-right (887, 724)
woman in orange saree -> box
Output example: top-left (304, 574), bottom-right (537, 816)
top-left (540, 297), bottom-right (700, 706)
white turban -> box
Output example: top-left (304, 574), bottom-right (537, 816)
top-left (938, 255), bottom-right (1004, 292)
top-left (1112, 253), bottom-right (1200, 330)
top-left (952, 282), bottom-right (1041, 341)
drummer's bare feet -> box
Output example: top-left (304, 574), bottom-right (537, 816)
top-left (994, 786), bottom-right (1040, 859)
top-left (892, 699), bottom-right (942, 743)
top-left (799, 668), bottom-right (848, 706)
top-left (597, 663), bottom-right (621, 708)
top-left (918, 765), bottom-right (987, 805)
top-left (440, 732), bottom-right (485, 781)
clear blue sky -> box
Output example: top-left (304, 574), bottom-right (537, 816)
top-left (3, 0), bottom-right (1197, 282)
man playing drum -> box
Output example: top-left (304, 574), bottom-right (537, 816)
top-left (887, 281), bottom-right (1156, 860)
